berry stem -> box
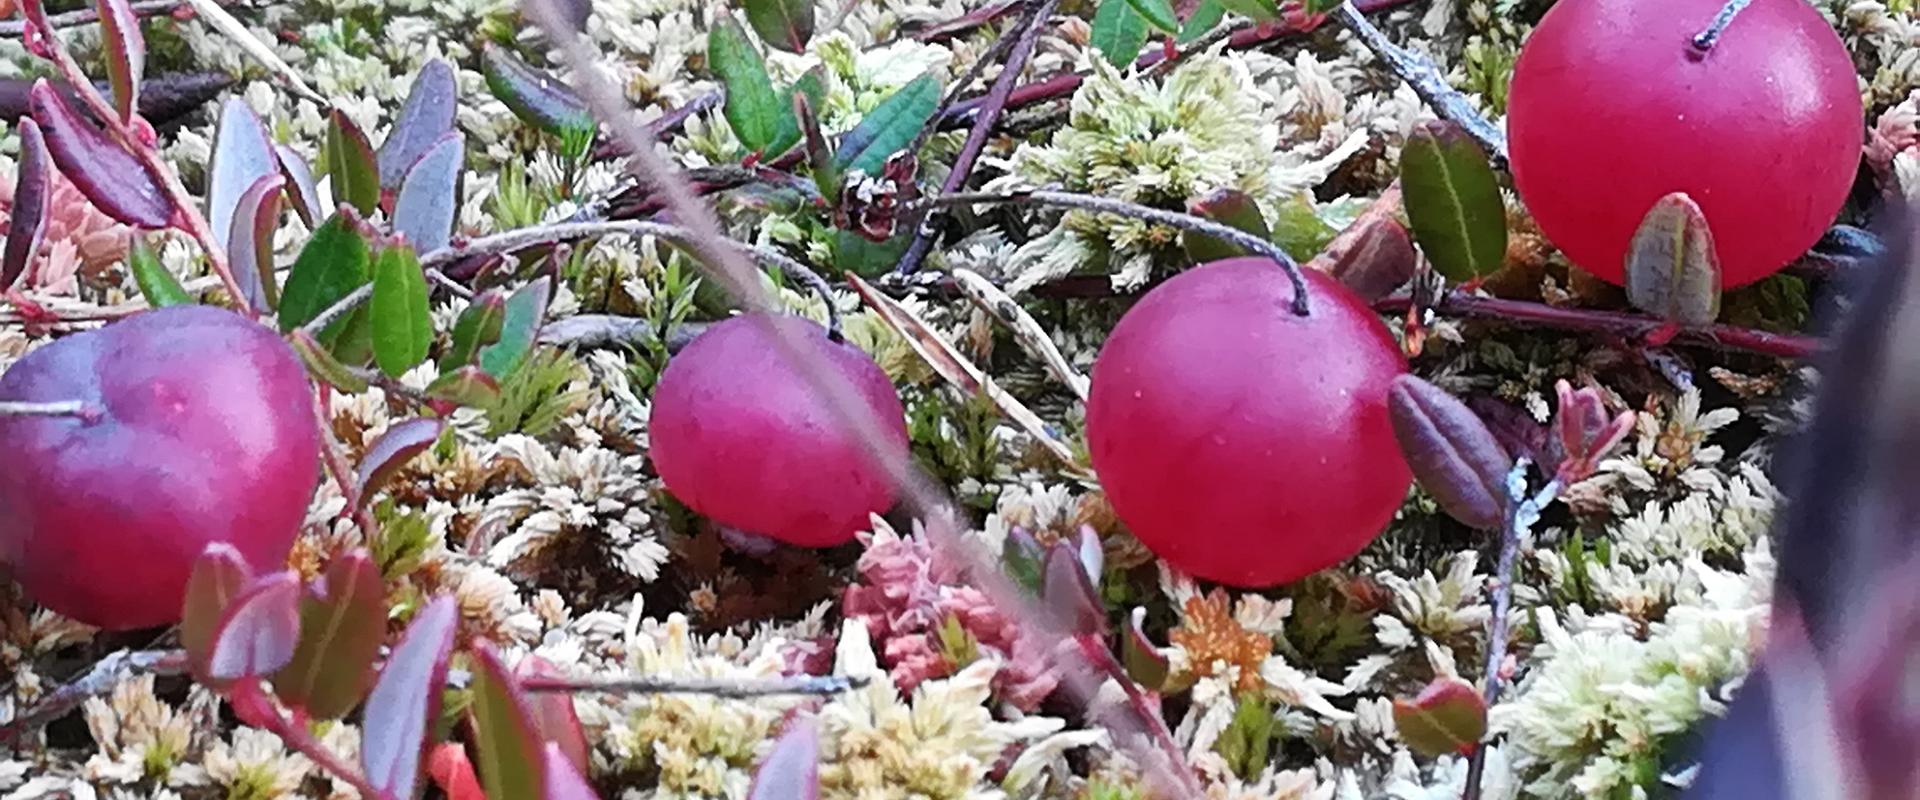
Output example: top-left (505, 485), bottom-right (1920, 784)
top-left (516, 672), bottom-right (865, 697)
top-left (903, 189), bottom-right (1315, 317)
top-left (0, 399), bottom-right (100, 420)
top-left (1691, 0), bottom-right (1755, 52)
top-left (0, 649), bottom-right (187, 746)
top-left (1333, 0), bottom-right (1509, 164)
top-left (1463, 463), bottom-right (1561, 800)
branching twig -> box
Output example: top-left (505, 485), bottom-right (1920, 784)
top-left (519, 673), bottom-right (866, 697)
top-left (906, 189), bottom-right (1312, 315)
top-left (0, 649), bottom-right (188, 746)
top-left (1462, 462), bottom-right (1561, 800)
top-left (1375, 291), bottom-right (1821, 359)
top-left (1333, 0), bottom-right (1507, 163)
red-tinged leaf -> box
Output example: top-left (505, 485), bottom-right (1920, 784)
top-left (181, 543), bottom-right (253, 682)
top-left (1042, 541), bottom-right (1105, 637)
top-left (748, 715), bottom-right (819, 800)
top-left (480, 43), bottom-right (594, 142)
top-left (1392, 676), bottom-right (1487, 757)
top-left (428, 743), bottom-right (487, 800)
top-left (478, 276), bottom-right (551, 379)
top-left (377, 59), bottom-right (458, 190)
top-left (205, 571), bottom-right (302, 681)
top-left (271, 550), bottom-right (386, 719)
top-left (363, 595), bottom-right (460, 800)
top-left (207, 97), bottom-right (277, 254)
top-left (3, 118), bottom-right (51, 291)
top-left (1320, 210), bottom-right (1417, 302)
top-left (28, 79), bottom-right (171, 228)
top-left (225, 173), bottom-right (284, 313)
top-left (393, 133), bottom-right (463, 256)
top-left (325, 109), bottom-right (380, 215)
top-left (468, 641), bottom-right (547, 800)
top-left (291, 328), bottom-right (371, 394)
top-left (1387, 375), bottom-right (1512, 530)
top-left (441, 289), bottom-right (505, 370)
top-left (514, 655), bottom-right (589, 775)
top-left (354, 417), bottom-right (445, 508)
top-left (1121, 606), bottom-right (1170, 691)
top-left (426, 365), bottom-right (502, 408)
top-left (543, 743), bottom-right (601, 800)
top-left (94, 0), bottom-right (144, 123)
top-left (1625, 191), bottom-right (1721, 327)
top-left (743, 0), bottom-right (815, 53)
top-left (276, 143), bottom-right (322, 226)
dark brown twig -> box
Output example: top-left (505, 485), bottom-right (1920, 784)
top-left (1375, 291), bottom-right (1822, 359)
top-left (0, 649), bottom-right (188, 746)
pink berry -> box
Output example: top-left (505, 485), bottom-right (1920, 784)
top-left (648, 313), bottom-right (908, 547)
top-left (0, 305), bottom-right (321, 630)
top-left (1086, 259), bottom-right (1411, 587)
top-left (1507, 0), bottom-right (1862, 288)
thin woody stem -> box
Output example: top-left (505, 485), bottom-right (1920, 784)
top-left (0, 399), bottom-right (100, 420)
top-left (1334, 0), bottom-right (1508, 163)
top-left (1691, 0), bottom-right (1755, 52)
top-left (1463, 464), bottom-right (1561, 800)
top-left (518, 673), bottom-right (866, 698)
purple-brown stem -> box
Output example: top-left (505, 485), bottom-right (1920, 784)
top-left (518, 673), bottom-right (863, 697)
top-left (1462, 464), bottom-right (1560, 800)
top-left (246, 689), bottom-right (388, 800)
top-left (311, 388), bottom-right (379, 543)
top-left (1076, 634), bottom-right (1199, 798)
top-left (0, 649), bottom-right (187, 746)
top-left (1375, 291), bottom-right (1822, 359)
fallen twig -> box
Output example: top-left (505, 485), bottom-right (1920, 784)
top-left (1334, 0), bottom-right (1506, 162)
top-left (0, 649), bottom-right (188, 746)
top-left (1462, 463), bottom-right (1560, 800)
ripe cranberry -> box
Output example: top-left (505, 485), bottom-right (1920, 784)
top-left (648, 313), bottom-right (908, 547)
top-left (0, 305), bottom-right (321, 630)
top-left (1086, 259), bottom-right (1411, 587)
top-left (1507, 0), bottom-right (1862, 288)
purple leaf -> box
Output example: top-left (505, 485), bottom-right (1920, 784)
top-left (27, 79), bottom-right (171, 229)
top-left (226, 173), bottom-right (285, 313)
top-left (1042, 541), bottom-right (1105, 637)
top-left (543, 743), bottom-right (601, 800)
top-left (377, 59), bottom-right (458, 191)
top-left (363, 595), bottom-right (459, 800)
top-left (480, 43), bottom-right (593, 141)
top-left (181, 542), bottom-right (253, 683)
top-left (354, 417), bottom-right (445, 509)
top-left (205, 571), bottom-right (303, 681)
top-left (325, 109), bottom-right (380, 216)
top-left (271, 549), bottom-right (387, 719)
top-left (207, 98), bottom-right (278, 254)
top-left (393, 132), bottom-right (463, 256)
top-left (275, 143), bottom-right (323, 227)
top-left (468, 641), bottom-right (547, 800)
top-left (3, 118), bottom-right (52, 291)
top-left (747, 715), bottom-right (820, 800)
top-left (514, 655), bottom-right (590, 776)
top-left (1387, 375), bottom-right (1512, 530)
top-left (0, 73), bottom-right (233, 127)
top-left (94, 0), bottom-right (144, 123)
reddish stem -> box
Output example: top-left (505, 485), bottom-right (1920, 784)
top-left (1375, 292), bottom-right (1821, 359)
top-left (246, 684), bottom-right (389, 800)
top-left (1075, 633), bottom-right (1198, 798)
top-left (909, 0), bottom-right (1023, 41)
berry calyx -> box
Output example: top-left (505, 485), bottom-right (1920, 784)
top-left (1507, 0), bottom-right (1862, 288)
top-left (648, 313), bottom-right (909, 548)
top-left (0, 305), bottom-right (321, 630)
top-left (1086, 258), bottom-right (1412, 587)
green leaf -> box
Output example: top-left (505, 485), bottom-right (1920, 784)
top-left (1218, 0), bottom-right (1280, 21)
top-left (324, 110), bottom-right (380, 215)
top-left (278, 211), bottom-right (372, 345)
top-left (742, 0), bottom-right (814, 53)
top-left (1392, 677), bottom-right (1488, 757)
top-left (468, 642), bottom-right (547, 800)
top-left (442, 289), bottom-right (506, 370)
top-left (1178, 0), bottom-right (1226, 42)
top-left (128, 235), bottom-right (191, 307)
top-left (834, 74), bottom-right (940, 175)
top-left (370, 243), bottom-right (432, 377)
top-left (1092, 0), bottom-right (1151, 69)
top-left (1624, 191), bottom-right (1721, 327)
top-left (834, 228), bottom-right (910, 276)
top-left (479, 276), bottom-right (552, 379)
top-left (1400, 120), bottom-right (1508, 281)
top-left (1215, 695), bottom-right (1278, 781)
top-left (1182, 188), bottom-right (1270, 263)
top-left (426, 365), bottom-right (503, 408)
top-left (767, 68), bottom-right (829, 160)
top-left (1269, 193), bottom-right (1340, 259)
top-left (1121, 607), bottom-right (1170, 690)
top-left (290, 329), bottom-right (371, 394)
top-left (272, 550), bottom-right (387, 720)
top-left (709, 15), bottom-right (793, 155)
top-left (1125, 0), bottom-right (1180, 33)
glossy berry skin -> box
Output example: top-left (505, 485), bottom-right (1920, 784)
top-left (649, 313), bottom-right (908, 548)
top-left (1086, 259), bottom-right (1411, 587)
top-left (1507, 0), bottom-right (1862, 288)
top-left (0, 305), bottom-right (321, 630)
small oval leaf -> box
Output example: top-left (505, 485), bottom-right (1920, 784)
top-left (1387, 375), bottom-right (1512, 530)
top-left (95, 0), bottom-right (144, 123)
top-left (225, 173), bottom-right (284, 313)
top-left (371, 241), bottom-right (432, 377)
top-left (363, 595), bottom-right (460, 799)
top-left (1625, 191), bottom-right (1722, 327)
top-left (325, 109), bottom-right (380, 215)
top-left (1092, 0), bottom-right (1150, 69)
top-left (1392, 676), bottom-right (1488, 758)
top-left (291, 329), bottom-right (371, 394)
top-left (748, 716), bottom-right (820, 800)
top-left (478, 276), bottom-right (551, 379)
top-left (127, 233), bottom-right (191, 308)
top-left (480, 43), bottom-right (594, 141)
top-left (469, 642), bottom-right (547, 800)
top-left (271, 550), bottom-right (386, 719)
top-left (207, 97), bottom-right (278, 254)
top-left (205, 571), bottom-right (303, 681)
top-left (276, 143), bottom-right (323, 226)
top-left (3, 118), bottom-right (51, 291)
top-left (835, 74), bottom-right (940, 176)
top-left (1125, 0), bottom-right (1180, 33)
top-left (427, 743), bottom-right (487, 800)
top-left (29, 79), bottom-right (172, 228)
top-left (355, 417), bottom-right (445, 507)
top-left (1400, 120), bottom-right (1507, 281)
top-left (378, 59), bottom-right (458, 190)
top-left (278, 208), bottom-right (372, 342)
top-left (442, 289), bottom-right (506, 370)
top-left (1183, 188), bottom-right (1271, 263)
top-left (743, 0), bottom-right (814, 53)
top-left (709, 15), bottom-right (793, 155)
top-left (1320, 208), bottom-right (1416, 302)
top-left (181, 542), bottom-right (253, 682)
top-left (393, 133), bottom-right (463, 256)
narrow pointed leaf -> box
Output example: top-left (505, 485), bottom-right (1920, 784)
top-left (363, 596), bottom-right (459, 800)
top-left (28, 80), bottom-right (171, 228)
top-left (834, 74), bottom-right (939, 175)
top-left (371, 242), bottom-right (433, 377)
top-left (1625, 191), bottom-right (1721, 327)
top-left (765, 68), bottom-right (827, 162)
top-left (325, 109), bottom-right (380, 215)
top-left (205, 572), bottom-right (302, 681)
top-left (354, 418), bottom-right (446, 507)
top-left (291, 329), bottom-right (370, 393)
top-left (481, 43), bottom-right (594, 141)
top-left (207, 98), bottom-right (278, 253)
top-left (128, 235), bottom-right (191, 307)
top-left (1387, 375), bottom-right (1511, 530)
top-left (95, 0), bottom-right (144, 122)
top-left (1183, 188), bottom-right (1271, 263)
top-left (1400, 120), bottom-right (1507, 280)
top-left (468, 642), bottom-right (547, 800)
top-left (442, 289), bottom-right (506, 370)
top-left (1125, 0), bottom-right (1180, 33)
top-left (1392, 677), bottom-right (1487, 757)
top-left (709, 15), bottom-right (792, 155)
top-left (225, 173), bottom-right (285, 313)
top-left (795, 89), bottom-right (838, 199)
top-left (393, 133), bottom-right (463, 256)
top-left (478, 276), bottom-right (551, 378)
top-left (1091, 0), bottom-right (1151, 69)
top-left (272, 550), bottom-right (386, 719)
top-left (1178, 0), bottom-right (1226, 42)
top-left (426, 365), bottom-right (502, 407)
top-left (278, 209), bottom-right (372, 342)
top-left (378, 59), bottom-right (458, 190)
top-left (748, 716), bottom-right (820, 800)
top-left (2, 118), bottom-right (50, 291)
top-left (181, 543), bottom-right (253, 681)
top-left (1122, 607), bottom-right (1170, 690)
top-left (744, 0), bottom-right (814, 53)
top-left (543, 744), bottom-right (600, 800)
top-left (276, 144), bottom-right (323, 226)
top-left (514, 656), bottom-right (590, 775)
